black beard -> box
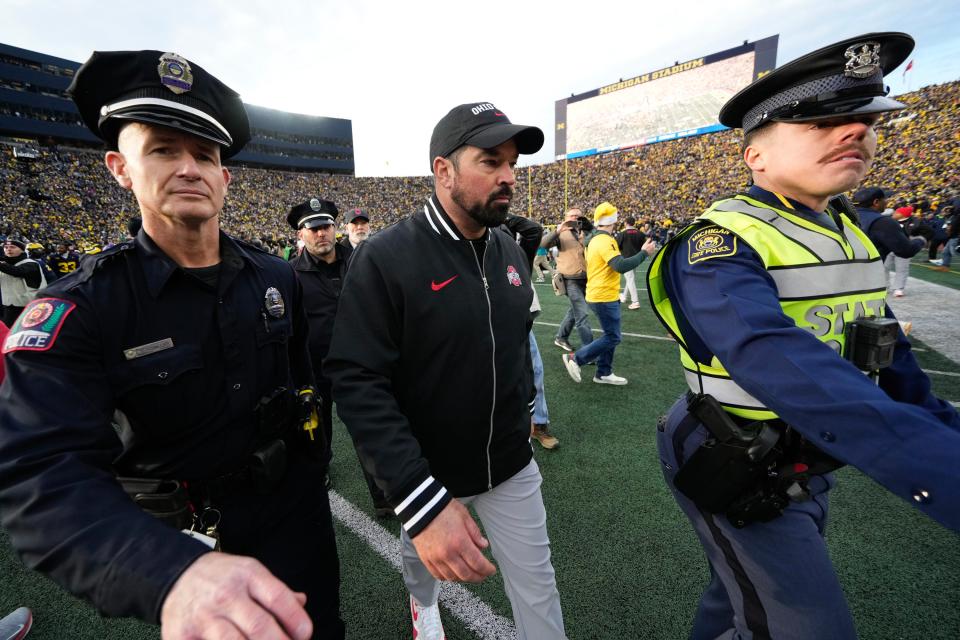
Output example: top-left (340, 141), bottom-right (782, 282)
top-left (452, 187), bottom-right (512, 228)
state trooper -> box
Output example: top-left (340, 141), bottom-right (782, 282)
top-left (647, 33), bottom-right (960, 639)
top-left (0, 50), bottom-right (344, 639)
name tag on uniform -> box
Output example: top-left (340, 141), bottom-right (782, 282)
top-left (123, 338), bottom-right (174, 360)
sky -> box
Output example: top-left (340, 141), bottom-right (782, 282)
top-left (3, 0), bottom-right (959, 176)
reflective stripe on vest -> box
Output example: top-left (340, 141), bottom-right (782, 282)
top-left (0, 258), bottom-right (46, 308)
top-left (648, 194), bottom-right (887, 420)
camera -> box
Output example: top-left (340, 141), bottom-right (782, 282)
top-left (563, 216), bottom-right (593, 234)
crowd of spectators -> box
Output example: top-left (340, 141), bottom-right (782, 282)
top-left (1, 81), bottom-right (956, 255)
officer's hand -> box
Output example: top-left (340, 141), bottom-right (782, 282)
top-left (160, 552), bottom-right (312, 640)
top-left (642, 237), bottom-right (658, 256)
top-left (410, 500), bottom-right (496, 583)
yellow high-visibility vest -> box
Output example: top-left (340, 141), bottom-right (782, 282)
top-left (648, 194), bottom-right (887, 420)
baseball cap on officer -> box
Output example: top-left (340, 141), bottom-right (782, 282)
top-left (68, 50), bottom-right (251, 158)
top-left (287, 198), bottom-right (339, 230)
top-left (852, 186), bottom-right (893, 205)
top-left (429, 102), bottom-right (544, 170)
top-left (720, 33), bottom-right (914, 135)
top-left (345, 208), bottom-right (369, 224)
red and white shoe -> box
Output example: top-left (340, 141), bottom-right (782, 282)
top-left (410, 595), bottom-right (445, 640)
top-left (0, 607), bottom-right (32, 640)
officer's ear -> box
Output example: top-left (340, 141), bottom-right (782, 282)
top-left (221, 166), bottom-right (232, 188)
top-left (104, 151), bottom-right (133, 191)
top-left (742, 125), bottom-right (771, 174)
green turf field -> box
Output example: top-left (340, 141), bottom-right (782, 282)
top-left (2, 264), bottom-right (958, 639)
top-left (904, 256), bottom-right (959, 290)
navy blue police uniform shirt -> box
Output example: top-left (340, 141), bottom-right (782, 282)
top-left (662, 185), bottom-right (960, 530)
top-left (0, 229), bottom-right (313, 621)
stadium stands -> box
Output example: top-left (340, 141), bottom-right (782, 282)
top-left (1, 81), bottom-right (957, 252)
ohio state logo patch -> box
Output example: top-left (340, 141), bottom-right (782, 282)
top-left (506, 265), bottom-right (522, 287)
top-left (3, 297), bottom-right (76, 353)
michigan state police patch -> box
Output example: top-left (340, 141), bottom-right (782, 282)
top-left (2, 298), bottom-right (76, 353)
top-left (688, 226), bottom-right (737, 264)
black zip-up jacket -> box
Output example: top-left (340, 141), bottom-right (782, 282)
top-left (291, 242), bottom-right (349, 373)
top-left (615, 227), bottom-right (646, 258)
top-left (325, 194), bottom-right (535, 536)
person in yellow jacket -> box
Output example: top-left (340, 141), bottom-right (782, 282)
top-left (647, 33), bottom-right (960, 639)
top-left (562, 202), bottom-right (655, 385)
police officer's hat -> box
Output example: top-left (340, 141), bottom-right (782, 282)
top-left (720, 33), bottom-right (914, 135)
top-left (287, 198), bottom-right (339, 230)
top-left (68, 50), bottom-right (251, 158)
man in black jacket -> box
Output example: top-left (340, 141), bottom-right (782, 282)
top-left (854, 186), bottom-right (924, 297)
top-left (326, 103), bottom-right (566, 640)
top-left (287, 197), bottom-right (390, 514)
top-left (615, 215), bottom-right (647, 309)
top-left (287, 198), bottom-right (346, 475)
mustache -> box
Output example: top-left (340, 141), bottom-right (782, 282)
top-left (820, 144), bottom-right (871, 164)
top-left (489, 187), bottom-right (514, 201)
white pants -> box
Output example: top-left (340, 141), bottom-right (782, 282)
top-left (884, 253), bottom-right (910, 291)
top-left (401, 459), bottom-right (566, 639)
top-left (621, 269), bottom-right (639, 304)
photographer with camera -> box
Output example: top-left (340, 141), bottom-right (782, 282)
top-left (541, 208), bottom-right (594, 352)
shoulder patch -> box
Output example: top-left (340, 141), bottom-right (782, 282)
top-left (2, 298), bottom-right (77, 354)
top-left (687, 226), bottom-right (737, 264)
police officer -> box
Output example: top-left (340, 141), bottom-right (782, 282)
top-left (286, 198), bottom-right (391, 514)
top-left (647, 33), bottom-right (960, 639)
top-left (288, 198), bottom-right (342, 471)
top-left (0, 50), bottom-right (344, 639)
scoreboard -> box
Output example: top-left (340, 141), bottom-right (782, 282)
top-left (555, 36), bottom-right (779, 159)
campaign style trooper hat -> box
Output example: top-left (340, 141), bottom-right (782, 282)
top-left (68, 50), bottom-right (251, 158)
top-left (720, 33), bottom-right (914, 135)
top-left (430, 102), bottom-right (544, 170)
top-left (287, 198), bottom-right (339, 230)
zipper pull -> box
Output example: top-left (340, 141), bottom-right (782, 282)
top-left (481, 276), bottom-right (489, 290)
top-left (261, 310), bottom-right (270, 333)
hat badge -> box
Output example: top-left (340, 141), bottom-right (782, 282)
top-left (844, 42), bottom-right (881, 79)
top-left (157, 52), bottom-right (194, 95)
top-left (309, 198), bottom-right (321, 211)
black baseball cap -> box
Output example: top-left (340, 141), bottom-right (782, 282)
top-left (429, 102), bottom-right (544, 170)
top-left (720, 33), bottom-right (914, 135)
top-left (287, 198), bottom-right (339, 230)
top-left (68, 50), bottom-right (251, 158)
top-left (345, 208), bottom-right (369, 224)
top-left (852, 186), bottom-right (893, 205)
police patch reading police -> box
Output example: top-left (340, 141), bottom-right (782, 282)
top-left (3, 298), bottom-right (77, 353)
top-left (688, 226), bottom-right (737, 264)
